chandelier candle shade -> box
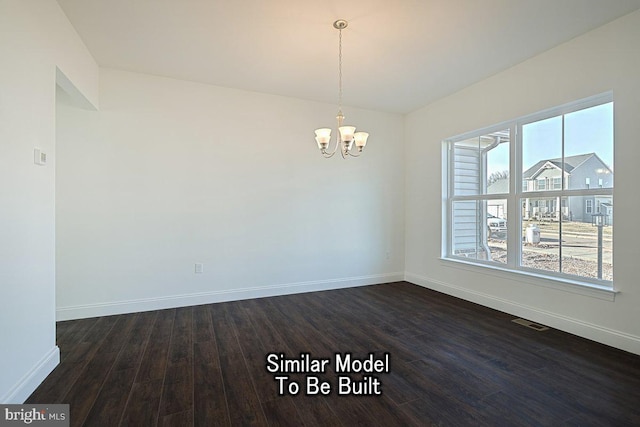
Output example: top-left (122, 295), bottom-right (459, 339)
top-left (315, 19), bottom-right (369, 158)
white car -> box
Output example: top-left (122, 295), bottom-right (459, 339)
top-left (487, 214), bottom-right (507, 238)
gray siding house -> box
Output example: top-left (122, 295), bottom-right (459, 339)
top-left (450, 132), bottom-right (508, 258)
top-left (522, 153), bottom-right (613, 223)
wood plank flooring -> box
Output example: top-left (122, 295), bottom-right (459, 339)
top-left (27, 282), bottom-right (640, 426)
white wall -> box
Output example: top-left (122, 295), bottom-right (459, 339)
top-left (405, 10), bottom-right (640, 354)
top-left (55, 68), bottom-right (405, 319)
top-left (0, 0), bottom-right (98, 403)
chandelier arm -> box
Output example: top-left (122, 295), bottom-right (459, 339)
top-left (323, 135), bottom-right (341, 157)
top-left (345, 149), bottom-right (361, 157)
top-left (321, 147), bottom-right (338, 158)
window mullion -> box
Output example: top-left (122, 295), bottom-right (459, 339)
top-left (559, 114), bottom-right (565, 273)
top-left (447, 142), bottom-right (454, 257)
top-left (507, 122), bottom-right (520, 269)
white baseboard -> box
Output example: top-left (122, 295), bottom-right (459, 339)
top-left (1, 346), bottom-right (59, 404)
top-left (405, 272), bottom-right (640, 356)
top-left (56, 272), bottom-right (404, 321)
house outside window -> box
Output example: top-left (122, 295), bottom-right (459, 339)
top-left (443, 93), bottom-right (613, 286)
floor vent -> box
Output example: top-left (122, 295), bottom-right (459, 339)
top-left (512, 318), bottom-right (550, 331)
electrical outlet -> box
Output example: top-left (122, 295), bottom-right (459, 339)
top-left (195, 263), bottom-right (204, 274)
top-left (34, 148), bottom-right (47, 166)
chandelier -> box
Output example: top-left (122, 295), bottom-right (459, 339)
top-left (314, 20), bottom-right (369, 158)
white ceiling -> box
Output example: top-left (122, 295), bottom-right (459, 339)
top-left (56, 0), bottom-right (640, 114)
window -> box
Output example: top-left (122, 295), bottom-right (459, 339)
top-left (586, 199), bottom-right (593, 214)
top-left (449, 130), bottom-right (510, 264)
top-left (444, 93), bottom-right (613, 286)
top-left (537, 179), bottom-right (546, 190)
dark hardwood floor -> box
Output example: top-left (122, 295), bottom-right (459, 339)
top-left (27, 282), bottom-right (640, 426)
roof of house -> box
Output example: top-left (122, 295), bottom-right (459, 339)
top-left (523, 153), bottom-right (602, 179)
top-left (487, 177), bottom-right (509, 194)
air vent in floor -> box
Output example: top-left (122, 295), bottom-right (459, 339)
top-left (512, 318), bottom-right (550, 331)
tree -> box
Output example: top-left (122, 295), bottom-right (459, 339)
top-left (487, 170), bottom-right (509, 186)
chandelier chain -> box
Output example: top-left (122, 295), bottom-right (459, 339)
top-left (338, 27), bottom-right (343, 114)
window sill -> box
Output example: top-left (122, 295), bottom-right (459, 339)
top-left (439, 257), bottom-right (617, 301)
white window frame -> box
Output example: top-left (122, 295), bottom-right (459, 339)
top-left (537, 179), bottom-right (546, 190)
top-left (443, 92), bottom-right (614, 292)
top-left (586, 199), bottom-right (593, 214)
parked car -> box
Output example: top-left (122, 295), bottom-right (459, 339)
top-left (487, 214), bottom-right (507, 238)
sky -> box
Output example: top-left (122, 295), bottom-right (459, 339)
top-left (487, 102), bottom-right (613, 175)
